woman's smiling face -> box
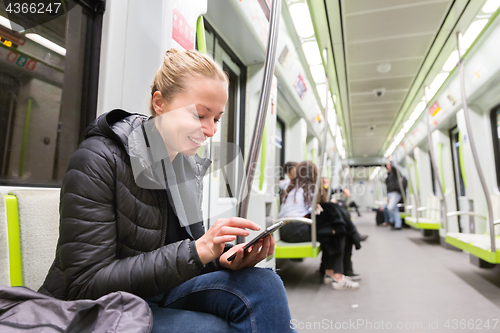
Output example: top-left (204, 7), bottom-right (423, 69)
top-left (152, 76), bottom-right (228, 160)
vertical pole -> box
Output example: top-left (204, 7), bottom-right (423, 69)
top-left (237, 0), bottom-right (281, 242)
top-left (310, 47), bottom-right (330, 250)
top-left (456, 33), bottom-right (495, 253)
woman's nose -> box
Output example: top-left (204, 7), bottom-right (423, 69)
top-left (202, 119), bottom-right (216, 138)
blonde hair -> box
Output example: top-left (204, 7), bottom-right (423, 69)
top-left (149, 49), bottom-right (229, 116)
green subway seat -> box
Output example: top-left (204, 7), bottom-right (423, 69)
top-left (275, 241), bottom-right (321, 259)
top-left (446, 233), bottom-right (500, 264)
top-left (405, 217), bottom-right (440, 230)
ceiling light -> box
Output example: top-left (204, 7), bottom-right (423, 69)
top-left (442, 50), bottom-right (459, 71)
top-left (302, 41), bottom-right (322, 66)
top-left (310, 64), bottom-right (325, 83)
top-left (394, 129), bottom-right (405, 145)
top-left (461, 19), bottom-right (488, 50)
top-left (377, 63), bottom-right (391, 73)
top-left (482, 0), bottom-right (500, 13)
top-left (0, 15), bottom-right (24, 32)
top-left (369, 166), bottom-right (380, 180)
top-left (403, 119), bottom-right (415, 133)
top-left (426, 72), bottom-right (449, 100)
top-left (328, 110), bottom-right (337, 128)
top-left (316, 83), bottom-right (326, 98)
top-left (289, 3), bottom-right (315, 38)
top-left (25, 33), bottom-right (66, 56)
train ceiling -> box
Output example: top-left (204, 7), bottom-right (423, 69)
top-left (308, 0), bottom-right (487, 163)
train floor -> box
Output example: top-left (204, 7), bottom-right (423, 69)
top-left (278, 212), bottom-right (500, 332)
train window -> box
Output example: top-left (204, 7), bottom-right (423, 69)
top-left (275, 117), bottom-right (284, 195)
top-left (490, 105), bottom-right (500, 191)
top-left (0, 1), bottom-right (103, 186)
top-left (204, 20), bottom-right (246, 198)
top-left (450, 128), bottom-right (466, 197)
top-left (429, 155), bottom-right (436, 195)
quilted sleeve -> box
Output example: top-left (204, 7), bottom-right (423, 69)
top-left (58, 137), bottom-right (203, 301)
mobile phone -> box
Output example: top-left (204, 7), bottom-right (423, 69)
top-left (226, 221), bottom-right (284, 262)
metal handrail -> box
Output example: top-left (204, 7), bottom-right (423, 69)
top-left (456, 33), bottom-right (496, 253)
top-left (237, 0), bottom-right (281, 243)
top-left (310, 47), bottom-right (329, 250)
top-left (417, 207), bottom-right (440, 212)
top-left (494, 220), bottom-right (500, 225)
top-left (277, 217), bottom-right (313, 225)
top-left (446, 211), bottom-right (487, 220)
top-left (424, 86), bottom-right (448, 232)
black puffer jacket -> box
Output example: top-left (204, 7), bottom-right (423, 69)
top-left (39, 110), bottom-right (215, 301)
top-left (385, 168), bottom-right (407, 194)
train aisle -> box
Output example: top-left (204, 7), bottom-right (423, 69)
top-left (278, 212), bottom-right (500, 332)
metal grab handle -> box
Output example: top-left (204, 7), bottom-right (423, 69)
top-left (236, 0), bottom-right (281, 243)
top-left (494, 220), bottom-right (500, 225)
top-left (446, 211), bottom-right (487, 219)
top-left (417, 207), bottom-right (440, 212)
top-left (456, 33), bottom-right (496, 253)
top-left (405, 205), bottom-right (415, 209)
top-left (277, 217), bottom-right (314, 225)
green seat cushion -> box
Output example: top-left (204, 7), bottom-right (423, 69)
top-left (275, 241), bottom-right (321, 259)
top-left (446, 233), bottom-right (500, 264)
top-left (405, 217), bottom-right (440, 230)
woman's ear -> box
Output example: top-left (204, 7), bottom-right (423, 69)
top-left (152, 91), bottom-right (165, 116)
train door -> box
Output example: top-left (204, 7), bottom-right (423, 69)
top-left (450, 126), bottom-right (468, 233)
top-left (203, 22), bottom-right (246, 228)
top-left (431, 129), bottom-right (458, 235)
top-left (0, 2), bottom-right (103, 187)
top-left (275, 117), bottom-right (285, 194)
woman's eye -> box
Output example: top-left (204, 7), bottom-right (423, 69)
top-left (193, 113), bottom-right (202, 119)
top-left (214, 118), bottom-right (221, 123)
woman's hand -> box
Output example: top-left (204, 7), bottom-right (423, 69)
top-left (195, 217), bottom-right (261, 265)
top-left (219, 235), bottom-right (275, 270)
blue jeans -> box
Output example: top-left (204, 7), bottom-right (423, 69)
top-left (383, 205), bottom-right (391, 223)
top-left (149, 267), bottom-right (294, 333)
top-left (387, 191), bottom-right (402, 228)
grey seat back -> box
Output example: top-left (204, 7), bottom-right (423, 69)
top-left (9, 189), bottom-right (60, 291)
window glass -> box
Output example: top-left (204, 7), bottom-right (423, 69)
top-left (491, 107), bottom-right (500, 190)
top-left (0, 2), bottom-right (90, 186)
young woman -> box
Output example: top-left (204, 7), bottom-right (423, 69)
top-left (278, 162), bottom-right (359, 290)
top-left (316, 182), bottom-right (360, 290)
top-left (278, 161), bottom-right (316, 243)
top-left (39, 49), bottom-right (294, 332)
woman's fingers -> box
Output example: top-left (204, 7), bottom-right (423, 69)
top-left (222, 218), bottom-right (261, 231)
top-left (213, 235), bottom-right (236, 245)
top-left (218, 226), bottom-right (250, 237)
top-left (268, 235), bottom-right (275, 256)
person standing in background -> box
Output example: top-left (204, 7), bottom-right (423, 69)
top-left (385, 161), bottom-right (407, 231)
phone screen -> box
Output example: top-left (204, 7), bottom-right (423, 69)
top-left (226, 221), bottom-right (283, 262)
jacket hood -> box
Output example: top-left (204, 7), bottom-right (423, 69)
top-left (84, 109), bottom-right (211, 230)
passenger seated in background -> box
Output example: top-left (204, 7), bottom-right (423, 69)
top-left (279, 161), bottom-right (298, 190)
top-left (39, 49), bottom-right (294, 333)
top-left (330, 184), bottom-right (361, 217)
top-left (325, 185), bottom-right (363, 281)
top-left (278, 161), bottom-right (316, 243)
top-left (316, 180), bottom-right (360, 290)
